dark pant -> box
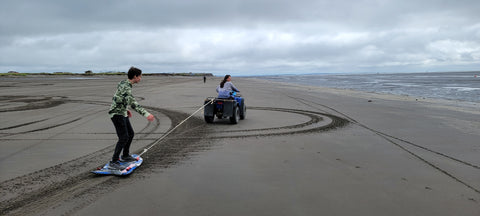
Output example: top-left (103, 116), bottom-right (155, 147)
top-left (111, 115), bottom-right (134, 161)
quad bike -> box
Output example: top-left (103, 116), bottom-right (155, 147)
top-left (204, 93), bottom-right (246, 124)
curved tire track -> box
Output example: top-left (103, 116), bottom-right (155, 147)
top-left (204, 106), bottom-right (349, 138)
top-left (0, 107), bottom-right (210, 216)
top-left (0, 118), bottom-right (49, 131)
top-left (0, 96), bottom-right (66, 113)
top-left (0, 96), bottom-right (351, 215)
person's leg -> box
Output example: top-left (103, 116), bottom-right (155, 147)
top-left (122, 117), bottom-right (135, 157)
top-left (111, 115), bottom-right (130, 161)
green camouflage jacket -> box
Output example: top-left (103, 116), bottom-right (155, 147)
top-left (108, 80), bottom-right (151, 118)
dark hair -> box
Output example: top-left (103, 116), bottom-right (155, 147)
top-left (128, 67), bottom-right (142, 79)
top-left (220, 74), bottom-right (230, 88)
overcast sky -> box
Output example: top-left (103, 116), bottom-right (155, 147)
top-left (1, 0), bottom-right (479, 75)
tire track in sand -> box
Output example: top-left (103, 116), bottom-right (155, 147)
top-left (0, 107), bottom-right (209, 216)
top-left (289, 95), bottom-right (480, 195)
top-left (0, 97), bottom-right (351, 215)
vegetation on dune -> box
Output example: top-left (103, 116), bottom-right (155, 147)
top-left (1, 71), bottom-right (214, 77)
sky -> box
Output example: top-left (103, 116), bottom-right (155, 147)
top-left (1, 0), bottom-right (479, 76)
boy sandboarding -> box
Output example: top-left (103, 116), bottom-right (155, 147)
top-left (93, 66), bottom-right (154, 175)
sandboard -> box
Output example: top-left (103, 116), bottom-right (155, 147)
top-left (92, 154), bottom-right (143, 175)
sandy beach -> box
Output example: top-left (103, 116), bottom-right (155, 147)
top-left (1, 75), bottom-right (479, 215)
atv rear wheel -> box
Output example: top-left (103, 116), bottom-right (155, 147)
top-left (204, 115), bottom-right (214, 123)
top-left (230, 106), bottom-right (240, 124)
top-left (240, 102), bottom-right (246, 120)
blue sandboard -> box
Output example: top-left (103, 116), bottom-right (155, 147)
top-left (92, 154), bottom-right (143, 175)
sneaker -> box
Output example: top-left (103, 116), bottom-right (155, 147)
top-left (109, 160), bottom-right (126, 170)
top-left (120, 155), bottom-right (137, 162)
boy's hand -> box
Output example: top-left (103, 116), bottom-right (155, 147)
top-left (147, 114), bottom-right (155, 122)
top-left (127, 110), bottom-right (132, 118)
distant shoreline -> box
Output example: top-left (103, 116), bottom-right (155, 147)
top-left (0, 72), bottom-right (214, 77)
top-left (3, 70), bottom-right (479, 77)
top-left (254, 71), bottom-right (480, 103)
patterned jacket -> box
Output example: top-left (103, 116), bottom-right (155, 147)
top-left (108, 80), bottom-right (151, 118)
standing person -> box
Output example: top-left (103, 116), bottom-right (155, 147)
top-left (108, 66), bottom-right (155, 169)
top-left (203, 75), bottom-right (206, 83)
top-left (216, 74), bottom-right (240, 98)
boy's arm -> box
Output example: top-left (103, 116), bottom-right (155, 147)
top-left (130, 98), bottom-right (154, 121)
top-left (129, 98), bottom-right (151, 118)
top-left (123, 85), bottom-right (151, 118)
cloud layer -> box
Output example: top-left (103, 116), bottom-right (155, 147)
top-left (1, 0), bottom-right (479, 75)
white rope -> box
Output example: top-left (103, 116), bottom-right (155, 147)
top-left (139, 98), bottom-right (214, 157)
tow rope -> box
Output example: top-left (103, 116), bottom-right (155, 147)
top-left (139, 98), bottom-right (214, 157)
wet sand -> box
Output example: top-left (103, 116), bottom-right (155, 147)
top-left (1, 75), bottom-right (479, 215)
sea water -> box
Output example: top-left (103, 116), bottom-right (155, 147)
top-left (256, 71), bottom-right (480, 103)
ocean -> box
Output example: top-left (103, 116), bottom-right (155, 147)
top-left (256, 71), bottom-right (480, 103)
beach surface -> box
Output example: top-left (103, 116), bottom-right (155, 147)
top-left (1, 75), bottom-right (479, 215)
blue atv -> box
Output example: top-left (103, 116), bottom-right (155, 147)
top-left (204, 92), bottom-right (246, 124)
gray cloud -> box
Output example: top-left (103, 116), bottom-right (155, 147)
top-left (1, 0), bottom-right (479, 75)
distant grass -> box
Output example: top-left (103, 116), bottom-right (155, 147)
top-left (94, 72), bottom-right (126, 75)
top-left (52, 72), bottom-right (75, 75)
top-left (0, 73), bottom-right (28, 76)
top-left (0, 72), bottom-right (126, 76)
top-left (0, 72), bottom-right (213, 77)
